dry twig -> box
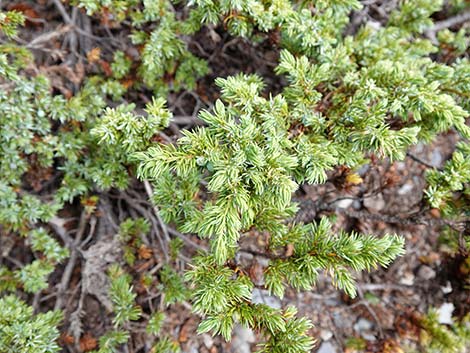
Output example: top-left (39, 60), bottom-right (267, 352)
top-left (54, 211), bottom-right (93, 311)
top-left (429, 10), bottom-right (470, 33)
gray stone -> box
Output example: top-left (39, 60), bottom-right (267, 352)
top-left (252, 288), bottom-right (281, 309)
top-left (357, 164), bottom-right (370, 175)
top-left (184, 348), bottom-right (198, 353)
top-left (81, 238), bottom-right (122, 312)
top-left (431, 150), bottom-right (443, 166)
top-left (361, 332), bottom-right (377, 341)
top-left (398, 183), bottom-right (414, 196)
top-left (363, 193), bottom-right (385, 212)
top-left (234, 326), bottom-right (255, 343)
top-left (399, 271), bottom-right (415, 286)
top-left (395, 162), bottom-right (407, 171)
top-left (354, 318), bottom-right (373, 333)
top-left (354, 318), bottom-right (377, 341)
top-left (366, 20), bottom-right (382, 31)
top-left (317, 341), bottom-right (337, 353)
top-left (320, 329), bottom-right (333, 341)
top-left (417, 265), bottom-right (436, 280)
top-left (438, 303), bottom-right (454, 325)
top-left (231, 325), bottom-right (255, 353)
top-left (414, 143), bottom-right (425, 154)
top-left (332, 312), bottom-right (349, 329)
top-left (334, 198), bottom-right (354, 209)
top-left (441, 281), bottom-right (453, 294)
top-left (203, 334), bottom-right (214, 348)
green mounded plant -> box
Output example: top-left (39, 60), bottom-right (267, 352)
top-left (85, 260), bottom-right (181, 353)
top-left (426, 142), bottom-right (470, 218)
top-left (344, 310), bottom-right (470, 353)
top-left (1, 0), bottom-right (470, 352)
top-left (72, 0), bottom-right (210, 95)
top-left (0, 44), bottom-right (132, 294)
top-left (0, 10), bottom-right (24, 38)
top-left (425, 141), bottom-right (470, 268)
top-left (418, 310), bottom-right (470, 353)
top-left (0, 14), bottom-right (172, 351)
top-left (0, 295), bottom-right (63, 353)
top-left (129, 0), bottom-right (470, 350)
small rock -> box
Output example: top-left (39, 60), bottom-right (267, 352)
top-left (414, 143), bottom-right (425, 154)
top-left (395, 162), bottom-right (407, 171)
top-left (334, 198), bottom-right (354, 209)
top-left (234, 325), bottom-right (255, 343)
top-left (399, 271), bottom-right (415, 286)
top-left (441, 281), bottom-right (453, 294)
top-left (320, 329), bottom-right (333, 341)
top-left (431, 150), bottom-right (443, 166)
top-left (438, 303), bottom-right (454, 325)
top-left (81, 238), bottom-right (122, 312)
top-left (235, 252), bottom-right (253, 268)
top-left (252, 288), bottom-right (281, 309)
top-left (354, 318), bottom-right (377, 341)
top-left (417, 265), bottom-right (436, 281)
top-left (325, 297), bottom-right (341, 306)
top-left (363, 193), bottom-right (385, 212)
top-left (354, 318), bottom-right (373, 333)
top-left (398, 183), bottom-right (414, 196)
top-left (332, 311), bottom-right (350, 329)
top-left (317, 341), bottom-right (337, 353)
top-left (367, 20), bottom-right (382, 31)
top-left (203, 334), bottom-right (214, 348)
top-left (208, 28), bottom-right (221, 43)
top-left (231, 341), bottom-right (251, 353)
top-left (231, 325), bottom-right (255, 353)
top-left (357, 164), bottom-right (370, 175)
top-left (361, 332), bottom-right (377, 341)
top-left (257, 257), bottom-right (270, 267)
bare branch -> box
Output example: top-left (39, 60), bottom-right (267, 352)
top-left (429, 10), bottom-right (470, 33)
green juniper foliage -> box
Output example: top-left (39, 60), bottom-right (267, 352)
top-left (0, 295), bottom-right (62, 353)
top-left (91, 330), bottom-right (130, 353)
top-left (108, 265), bottom-right (143, 327)
top-left (426, 142), bottom-right (470, 216)
top-left (72, 0), bottom-right (210, 95)
top-left (419, 310), bottom-right (470, 353)
top-left (0, 18), bottom-right (171, 351)
top-left (89, 264), bottom-right (180, 353)
top-left (264, 218), bottom-right (405, 298)
top-left (131, 0), bottom-right (470, 349)
top-left (118, 217), bottom-right (151, 265)
top-left (424, 140), bottom-right (470, 255)
top-left (0, 11), bottom-right (25, 38)
top-left (2, 0), bottom-right (470, 351)
top-left (0, 50), bottom-right (128, 295)
top-left (159, 265), bottom-right (190, 305)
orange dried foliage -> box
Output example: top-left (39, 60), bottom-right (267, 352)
top-left (79, 333), bottom-right (98, 352)
top-left (138, 244), bottom-right (153, 260)
top-left (60, 332), bottom-right (75, 345)
top-left (121, 78), bottom-right (135, 89)
top-left (8, 3), bottom-right (41, 27)
top-left (87, 47), bottom-right (101, 64)
top-left (99, 60), bottom-right (113, 76)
